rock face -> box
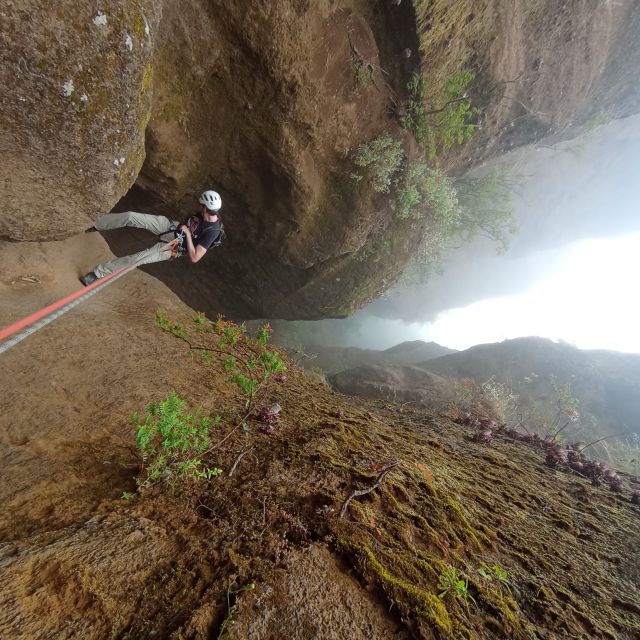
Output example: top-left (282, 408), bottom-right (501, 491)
top-left (126, 1), bottom-right (401, 319)
top-left (0, 0), bottom-right (161, 240)
top-left (3, 1), bottom-right (640, 317)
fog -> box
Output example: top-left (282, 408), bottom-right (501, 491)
top-left (424, 233), bottom-right (640, 353)
top-left (273, 114), bottom-right (640, 353)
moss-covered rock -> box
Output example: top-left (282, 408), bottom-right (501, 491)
top-left (0, 0), bottom-right (160, 240)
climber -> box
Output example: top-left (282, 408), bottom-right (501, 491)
top-left (79, 190), bottom-right (224, 286)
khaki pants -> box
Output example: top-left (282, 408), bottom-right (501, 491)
top-left (92, 211), bottom-right (180, 278)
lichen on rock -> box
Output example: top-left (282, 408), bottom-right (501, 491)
top-left (0, 0), bottom-right (161, 240)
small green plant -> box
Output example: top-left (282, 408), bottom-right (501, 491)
top-left (155, 312), bottom-right (186, 339)
top-left (121, 491), bottom-right (135, 500)
top-left (194, 312), bottom-right (207, 326)
top-left (217, 581), bottom-right (256, 639)
top-left (402, 70), bottom-right (476, 158)
top-left (231, 373), bottom-right (261, 398)
top-left (437, 566), bottom-right (476, 605)
top-left (214, 318), bottom-right (245, 347)
top-left (211, 320), bottom-right (286, 408)
top-left (352, 57), bottom-right (374, 88)
top-left (156, 313), bottom-right (287, 418)
top-left (134, 392), bottom-right (221, 486)
top-left (478, 563), bottom-right (513, 597)
top-left (351, 134), bottom-right (404, 193)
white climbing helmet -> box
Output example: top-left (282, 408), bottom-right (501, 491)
top-left (199, 190), bottom-right (222, 211)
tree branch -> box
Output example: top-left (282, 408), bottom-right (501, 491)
top-left (339, 462), bottom-right (401, 519)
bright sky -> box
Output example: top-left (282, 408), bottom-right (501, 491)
top-left (421, 233), bottom-right (640, 353)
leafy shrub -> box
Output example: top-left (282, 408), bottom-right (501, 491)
top-left (395, 161), bottom-right (460, 224)
top-left (155, 312), bottom-right (186, 339)
top-left (402, 70), bottom-right (476, 158)
top-left (211, 319), bottom-right (286, 407)
top-left (454, 167), bottom-right (518, 253)
top-left (134, 392), bottom-right (221, 486)
top-left (397, 161), bottom-right (517, 281)
top-left (156, 313), bottom-right (287, 415)
top-left (351, 134), bottom-right (404, 193)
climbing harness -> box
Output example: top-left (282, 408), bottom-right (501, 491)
top-left (171, 231), bottom-right (186, 258)
top-left (0, 239), bottom-right (178, 355)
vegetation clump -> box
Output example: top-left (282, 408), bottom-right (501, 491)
top-left (155, 313), bottom-right (286, 410)
top-left (395, 161), bottom-right (459, 222)
top-left (438, 565), bottom-right (476, 606)
top-left (351, 134), bottom-right (404, 193)
top-left (478, 563), bottom-right (513, 597)
top-left (395, 161), bottom-right (517, 279)
top-left (351, 57), bottom-right (374, 88)
top-left (402, 70), bottom-right (476, 158)
top-left (134, 391), bottom-right (222, 487)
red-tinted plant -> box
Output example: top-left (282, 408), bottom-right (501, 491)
top-left (473, 429), bottom-right (493, 444)
top-left (259, 403), bottom-right (281, 425)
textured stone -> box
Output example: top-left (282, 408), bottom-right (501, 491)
top-left (0, 0), bottom-right (161, 240)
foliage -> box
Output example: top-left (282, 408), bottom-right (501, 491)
top-left (121, 491), bottom-right (134, 500)
top-left (549, 376), bottom-right (580, 429)
top-left (395, 161), bottom-right (460, 223)
top-left (454, 166), bottom-right (518, 253)
top-left (402, 70), bottom-right (476, 158)
top-left (413, 0), bottom-right (482, 82)
top-left (516, 375), bottom-right (582, 440)
top-left (397, 162), bottom-right (517, 282)
top-left (134, 392), bottom-right (222, 486)
top-left (478, 563), bottom-right (513, 597)
top-left (437, 566), bottom-right (476, 605)
top-left (450, 378), bottom-right (482, 413)
top-left (351, 57), bottom-right (374, 88)
top-left (217, 581), bottom-right (256, 639)
top-left (156, 313), bottom-right (287, 417)
top-left (481, 377), bottom-right (520, 424)
top-left (351, 134), bottom-right (404, 193)
top-left (210, 320), bottom-right (286, 408)
top-left (155, 312), bottom-right (186, 339)
top-left (157, 313), bottom-right (286, 413)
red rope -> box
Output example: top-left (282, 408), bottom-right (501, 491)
top-left (0, 266), bottom-right (128, 342)
top-left (0, 237), bottom-right (179, 346)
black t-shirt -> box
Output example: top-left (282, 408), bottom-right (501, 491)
top-left (181, 215), bottom-right (221, 250)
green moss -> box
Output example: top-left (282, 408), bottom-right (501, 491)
top-left (141, 64), bottom-right (153, 95)
top-left (359, 544), bottom-right (454, 634)
top-left (133, 13), bottom-right (147, 39)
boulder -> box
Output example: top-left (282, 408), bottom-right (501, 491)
top-left (0, 0), bottom-right (160, 240)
